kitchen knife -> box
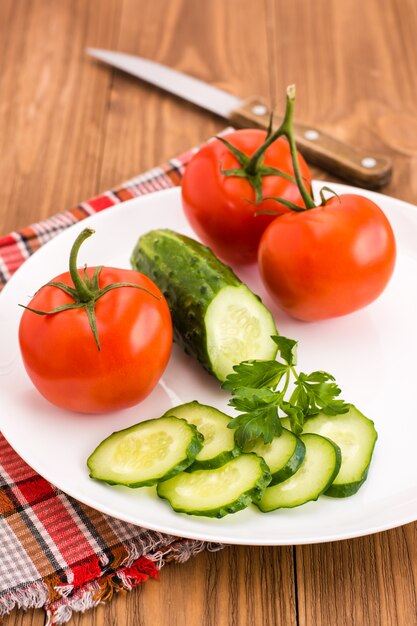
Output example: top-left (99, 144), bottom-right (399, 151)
top-left (86, 48), bottom-right (392, 189)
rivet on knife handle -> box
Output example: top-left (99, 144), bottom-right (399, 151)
top-left (229, 97), bottom-right (392, 190)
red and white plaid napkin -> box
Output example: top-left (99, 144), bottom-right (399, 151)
top-left (0, 146), bottom-right (223, 625)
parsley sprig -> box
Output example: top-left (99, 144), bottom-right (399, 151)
top-left (223, 335), bottom-right (349, 448)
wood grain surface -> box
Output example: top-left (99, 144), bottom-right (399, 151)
top-left (1, 0), bottom-right (417, 624)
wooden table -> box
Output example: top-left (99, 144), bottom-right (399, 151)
top-left (2, 1), bottom-right (417, 624)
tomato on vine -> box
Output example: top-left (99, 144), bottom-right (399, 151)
top-left (257, 86), bottom-right (396, 321)
top-left (19, 228), bottom-right (173, 413)
top-left (181, 124), bottom-right (311, 265)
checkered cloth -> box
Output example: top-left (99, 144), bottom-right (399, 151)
top-left (0, 146), bottom-right (223, 625)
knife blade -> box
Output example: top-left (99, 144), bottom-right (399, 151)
top-left (86, 48), bottom-right (392, 189)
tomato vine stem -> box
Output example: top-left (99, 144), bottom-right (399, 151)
top-left (280, 86), bottom-right (316, 210)
top-left (246, 85), bottom-right (316, 210)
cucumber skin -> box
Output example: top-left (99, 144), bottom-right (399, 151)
top-left (130, 229), bottom-right (275, 381)
top-left (257, 435), bottom-right (342, 512)
top-left (323, 436), bottom-right (343, 493)
top-left (325, 472), bottom-right (369, 498)
top-left (187, 447), bottom-right (241, 471)
top-left (87, 418), bottom-right (204, 488)
top-left (162, 400), bottom-right (242, 470)
top-left (269, 436), bottom-right (306, 486)
top-left (157, 454), bottom-right (272, 518)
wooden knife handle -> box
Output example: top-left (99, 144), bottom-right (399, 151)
top-left (229, 97), bottom-right (392, 190)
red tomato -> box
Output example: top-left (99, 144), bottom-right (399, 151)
top-left (181, 129), bottom-right (311, 265)
top-left (258, 194), bottom-right (396, 321)
top-left (19, 267), bottom-right (172, 413)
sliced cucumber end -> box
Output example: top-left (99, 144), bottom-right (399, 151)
top-left (205, 285), bottom-right (277, 381)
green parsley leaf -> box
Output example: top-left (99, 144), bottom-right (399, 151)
top-left (222, 360), bottom-right (288, 391)
top-left (228, 386), bottom-right (279, 412)
top-left (294, 370), bottom-right (349, 417)
top-left (227, 388), bottom-right (282, 446)
top-left (271, 335), bottom-right (298, 366)
top-left (228, 405), bottom-right (282, 446)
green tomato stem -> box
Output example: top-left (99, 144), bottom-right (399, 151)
top-left (69, 228), bottom-right (95, 302)
top-left (245, 121), bottom-right (286, 177)
top-left (281, 86), bottom-right (316, 210)
top-left (245, 85), bottom-right (316, 210)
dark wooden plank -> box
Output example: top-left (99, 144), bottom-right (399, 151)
top-left (296, 524), bottom-right (417, 626)
top-left (2, 610), bottom-right (45, 626)
top-left (0, 0), bottom-right (122, 234)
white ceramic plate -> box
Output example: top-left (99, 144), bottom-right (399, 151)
top-left (1, 183), bottom-right (417, 546)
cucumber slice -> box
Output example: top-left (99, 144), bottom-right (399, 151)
top-left (162, 401), bottom-right (240, 469)
top-left (157, 454), bottom-right (271, 518)
top-left (257, 434), bottom-right (341, 511)
top-left (87, 416), bottom-right (203, 488)
top-left (131, 229), bottom-right (277, 382)
top-left (302, 405), bottom-right (377, 497)
top-left (247, 428), bottom-right (306, 486)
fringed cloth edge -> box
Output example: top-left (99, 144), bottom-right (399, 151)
top-left (0, 539), bottom-right (223, 625)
